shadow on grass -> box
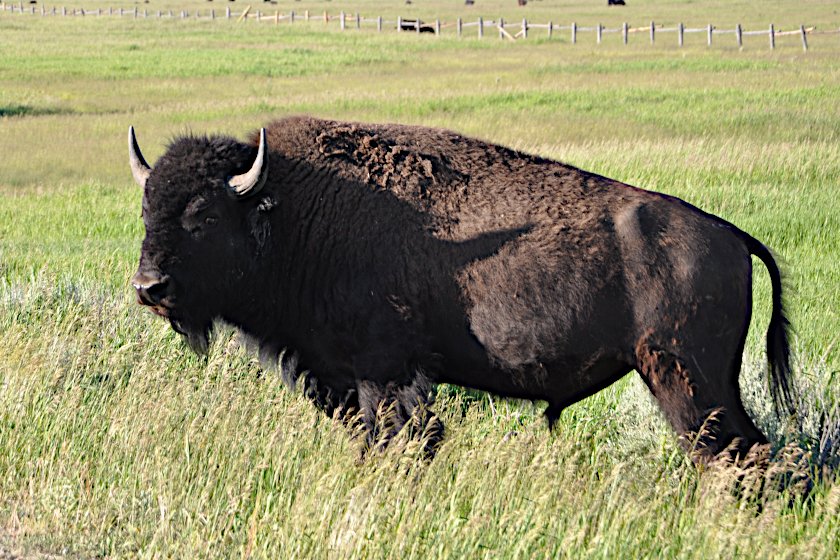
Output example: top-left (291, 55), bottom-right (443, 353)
top-left (0, 105), bottom-right (72, 118)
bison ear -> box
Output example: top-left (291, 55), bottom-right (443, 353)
top-left (248, 196), bottom-right (277, 252)
top-left (229, 128), bottom-right (269, 198)
top-left (128, 126), bottom-right (152, 188)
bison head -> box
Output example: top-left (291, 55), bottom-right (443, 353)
top-left (128, 126), bottom-right (273, 353)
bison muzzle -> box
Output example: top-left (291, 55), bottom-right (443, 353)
top-left (128, 116), bottom-right (795, 461)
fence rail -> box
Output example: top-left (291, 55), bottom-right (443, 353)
top-left (2, 2), bottom-right (839, 51)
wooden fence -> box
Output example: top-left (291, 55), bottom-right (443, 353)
top-left (3, 2), bottom-right (839, 51)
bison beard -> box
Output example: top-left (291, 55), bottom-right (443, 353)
top-left (128, 116), bottom-right (796, 463)
top-left (170, 317), bottom-right (211, 355)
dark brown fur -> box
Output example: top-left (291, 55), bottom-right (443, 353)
top-left (132, 116), bottom-right (795, 461)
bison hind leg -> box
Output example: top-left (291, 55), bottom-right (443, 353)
top-left (357, 372), bottom-right (444, 458)
top-left (635, 336), bottom-right (768, 464)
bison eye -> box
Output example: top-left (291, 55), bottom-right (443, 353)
top-left (204, 216), bottom-right (218, 227)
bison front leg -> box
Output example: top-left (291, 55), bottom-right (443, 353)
top-left (356, 374), bottom-right (444, 458)
top-left (301, 373), bottom-right (359, 423)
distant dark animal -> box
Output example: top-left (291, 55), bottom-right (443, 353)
top-left (128, 116), bottom-right (795, 461)
top-left (518, 0), bottom-right (527, 6)
top-left (608, 0), bottom-right (626, 5)
top-left (465, 0), bottom-right (475, 5)
top-left (399, 18), bottom-right (435, 33)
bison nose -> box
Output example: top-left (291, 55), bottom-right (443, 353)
top-left (131, 270), bottom-right (171, 307)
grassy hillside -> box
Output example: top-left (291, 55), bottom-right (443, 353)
top-left (1, 2), bottom-right (839, 558)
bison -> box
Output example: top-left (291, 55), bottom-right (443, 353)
top-left (128, 116), bottom-right (795, 461)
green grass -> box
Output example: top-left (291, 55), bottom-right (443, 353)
top-left (1, 2), bottom-right (839, 558)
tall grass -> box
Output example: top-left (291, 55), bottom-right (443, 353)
top-left (1, 3), bottom-right (839, 558)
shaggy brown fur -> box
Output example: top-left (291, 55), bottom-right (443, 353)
top-left (131, 116), bottom-right (795, 461)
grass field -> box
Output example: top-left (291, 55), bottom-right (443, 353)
top-left (1, 1), bottom-right (840, 558)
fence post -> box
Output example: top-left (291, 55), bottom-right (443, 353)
top-left (548, 21), bottom-right (553, 39)
top-left (800, 25), bottom-right (808, 51)
top-left (305, 10), bottom-right (310, 22)
top-left (378, 16), bottom-right (382, 32)
top-left (707, 24), bottom-right (713, 46)
top-left (435, 19), bottom-right (440, 36)
top-left (499, 17), bottom-right (504, 40)
top-left (62, 6), bottom-right (66, 16)
top-left (324, 11), bottom-right (329, 24)
top-left (457, 17), bottom-right (462, 37)
top-left (356, 13), bottom-right (360, 30)
top-left (416, 17), bottom-right (421, 34)
top-left (650, 21), bottom-right (655, 44)
top-left (397, 16), bottom-right (402, 32)
top-left (572, 22), bottom-right (577, 44)
top-left (522, 18), bottom-right (527, 39)
top-left (226, 7), bottom-right (230, 19)
top-left (623, 22), bottom-right (628, 44)
top-left (736, 23), bottom-right (742, 48)
top-left (597, 23), bottom-right (602, 44)
top-left (340, 11), bottom-right (345, 30)
top-left (133, 7), bottom-right (137, 18)
top-left (769, 23), bottom-right (775, 49)
top-left (478, 16), bottom-right (483, 39)
top-left (679, 22), bottom-right (684, 46)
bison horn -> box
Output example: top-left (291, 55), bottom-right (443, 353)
top-left (128, 126), bottom-right (152, 188)
top-left (229, 128), bottom-right (269, 197)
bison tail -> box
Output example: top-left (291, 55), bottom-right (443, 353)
top-left (744, 235), bottom-right (797, 420)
